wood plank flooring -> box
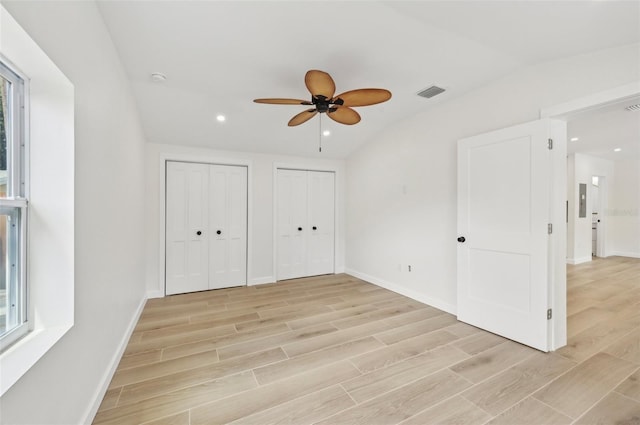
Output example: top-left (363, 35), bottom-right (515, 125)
top-left (94, 256), bottom-right (640, 424)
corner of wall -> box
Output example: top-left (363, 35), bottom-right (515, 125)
top-left (249, 276), bottom-right (275, 286)
top-left (345, 268), bottom-right (457, 315)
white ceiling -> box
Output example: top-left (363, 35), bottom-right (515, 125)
top-left (96, 1), bottom-right (640, 159)
top-left (568, 96), bottom-right (640, 161)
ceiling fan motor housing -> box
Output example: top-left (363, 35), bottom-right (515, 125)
top-left (312, 95), bottom-right (343, 113)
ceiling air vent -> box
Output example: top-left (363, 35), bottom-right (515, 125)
top-left (624, 104), bottom-right (640, 112)
top-left (417, 86), bottom-right (445, 99)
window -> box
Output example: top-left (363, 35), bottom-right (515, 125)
top-left (0, 60), bottom-right (27, 352)
top-left (1, 5), bottom-right (74, 396)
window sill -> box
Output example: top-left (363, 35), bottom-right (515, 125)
top-left (0, 324), bottom-right (72, 394)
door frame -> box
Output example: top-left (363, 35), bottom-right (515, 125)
top-left (540, 81), bottom-right (640, 350)
top-left (159, 153), bottom-right (252, 296)
top-left (273, 163), bottom-right (340, 281)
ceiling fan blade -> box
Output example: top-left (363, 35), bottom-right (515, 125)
top-left (327, 106), bottom-right (361, 125)
top-left (254, 98), bottom-right (312, 105)
top-left (333, 88), bottom-right (392, 107)
top-left (305, 70), bottom-right (336, 99)
top-left (288, 109), bottom-right (318, 126)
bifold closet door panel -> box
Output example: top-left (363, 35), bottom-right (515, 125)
top-left (166, 161), bottom-right (210, 295)
top-left (276, 169), bottom-right (335, 281)
top-left (209, 165), bottom-right (248, 289)
top-left (277, 169), bottom-right (308, 280)
top-left (307, 171), bottom-right (335, 276)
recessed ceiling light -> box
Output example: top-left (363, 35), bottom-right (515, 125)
top-left (322, 130), bottom-right (331, 137)
top-left (570, 137), bottom-right (579, 142)
top-left (614, 148), bottom-right (622, 152)
top-left (150, 72), bottom-right (167, 83)
top-left (625, 104), bottom-right (640, 112)
top-left (216, 115), bottom-right (226, 122)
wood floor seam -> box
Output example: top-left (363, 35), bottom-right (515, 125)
top-left (459, 392), bottom-right (496, 416)
top-left (338, 382), bottom-right (360, 406)
top-left (611, 389), bottom-right (640, 404)
top-left (398, 393), bottom-right (470, 425)
top-left (530, 395), bottom-right (579, 421)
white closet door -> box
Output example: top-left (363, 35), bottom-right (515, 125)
top-left (277, 169), bottom-right (308, 280)
top-left (209, 165), bottom-right (247, 289)
top-left (166, 161), bottom-right (209, 295)
top-left (307, 171), bottom-right (335, 276)
top-left (276, 169), bottom-right (335, 280)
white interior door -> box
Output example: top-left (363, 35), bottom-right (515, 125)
top-left (307, 171), bottom-right (335, 276)
top-left (277, 169), bottom-right (308, 280)
top-left (166, 161), bottom-right (248, 295)
top-left (166, 161), bottom-right (209, 295)
top-left (276, 169), bottom-right (335, 280)
top-left (457, 120), bottom-right (553, 351)
top-left (209, 165), bottom-right (247, 289)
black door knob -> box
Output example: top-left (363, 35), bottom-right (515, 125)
top-left (196, 231), bottom-right (202, 236)
top-left (216, 230), bottom-right (222, 235)
top-left (457, 236), bottom-right (466, 243)
top-left (312, 226), bottom-right (317, 230)
top-left (298, 227), bottom-right (303, 231)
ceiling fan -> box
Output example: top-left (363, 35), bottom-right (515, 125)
top-left (254, 70), bottom-right (392, 127)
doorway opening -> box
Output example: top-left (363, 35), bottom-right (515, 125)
top-left (591, 175), bottom-right (607, 258)
top-left (542, 82), bottom-right (640, 350)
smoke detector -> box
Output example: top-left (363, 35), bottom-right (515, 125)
top-left (150, 72), bottom-right (167, 83)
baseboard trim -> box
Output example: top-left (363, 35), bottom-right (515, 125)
top-left (82, 295), bottom-right (147, 425)
top-left (610, 251), bottom-right (640, 259)
top-left (146, 289), bottom-right (164, 299)
top-left (566, 256), bottom-right (592, 265)
top-left (249, 276), bottom-right (275, 286)
top-left (345, 268), bottom-right (457, 315)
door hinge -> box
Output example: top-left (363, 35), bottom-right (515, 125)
top-left (548, 139), bottom-right (553, 150)
top-left (547, 309), bottom-right (553, 320)
top-left (548, 223), bottom-right (553, 234)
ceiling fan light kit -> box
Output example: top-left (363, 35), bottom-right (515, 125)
top-left (254, 70), bottom-right (391, 127)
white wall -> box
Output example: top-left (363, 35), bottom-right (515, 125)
top-left (567, 153), bottom-right (614, 264)
top-left (346, 44), bottom-right (639, 313)
top-left (0, 2), bottom-right (147, 424)
top-left (145, 143), bottom-right (346, 296)
top-left (609, 159), bottom-right (640, 257)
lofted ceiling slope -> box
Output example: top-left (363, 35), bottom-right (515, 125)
top-left (96, 1), bottom-right (640, 159)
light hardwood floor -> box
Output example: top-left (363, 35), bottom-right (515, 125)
top-left (94, 256), bottom-right (640, 424)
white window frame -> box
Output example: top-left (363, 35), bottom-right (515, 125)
top-left (0, 5), bottom-right (75, 397)
top-left (0, 60), bottom-right (28, 352)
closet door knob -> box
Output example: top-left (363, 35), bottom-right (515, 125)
top-left (312, 226), bottom-right (317, 230)
top-left (196, 231), bottom-right (202, 236)
top-left (457, 236), bottom-right (466, 243)
top-left (216, 230), bottom-right (222, 235)
top-left (298, 227), bottom-right (303, 231)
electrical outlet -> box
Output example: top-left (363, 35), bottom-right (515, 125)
top-left (408, 265), bottom-right (412, 272)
